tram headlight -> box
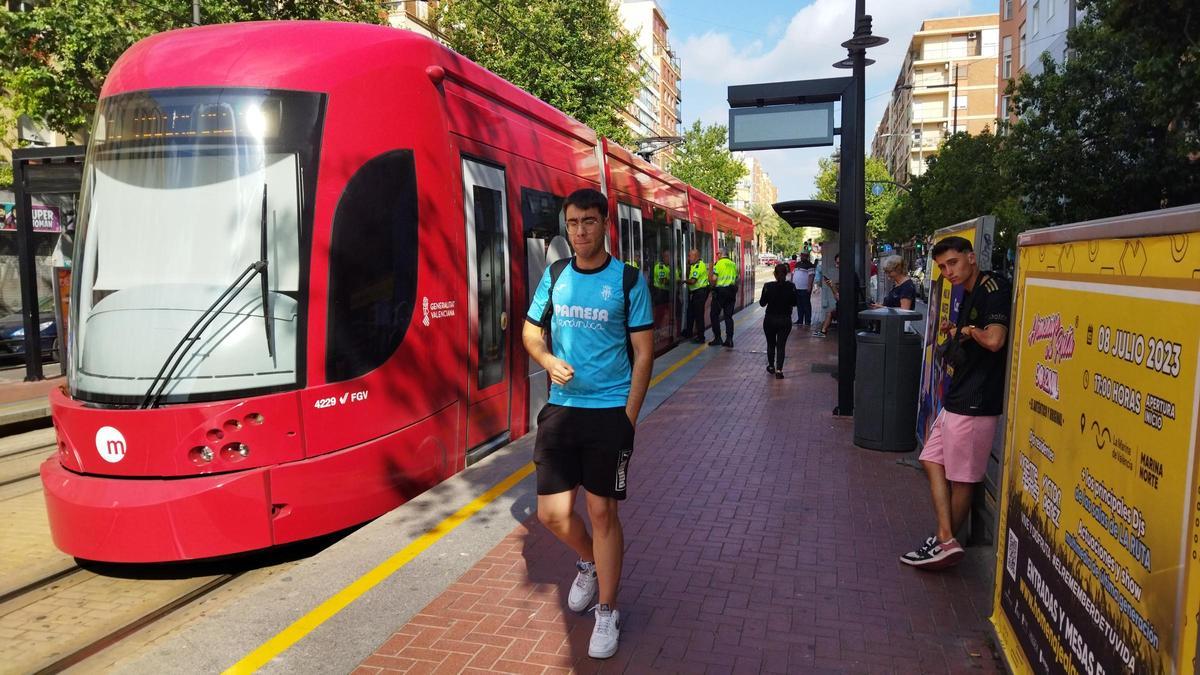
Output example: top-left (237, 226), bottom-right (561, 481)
top-left (221, 442), bottom-right (250, 462)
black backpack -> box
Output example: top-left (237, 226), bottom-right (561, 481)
top-left (540, 257), bottom-right (641, 366)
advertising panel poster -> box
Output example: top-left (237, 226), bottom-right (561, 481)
top-left (1, 201), bottom-right (62, 232)
top-left (916, 216), bottom-right (995, 446)
top-left (991, 212), bottom-right (1200, 674)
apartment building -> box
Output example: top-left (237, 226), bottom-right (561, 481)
top-left (995, 0), bottom-right (1025, 122)
top-left (872, 15), bottom-right (1000, 186)
top-left (997, 0), bottom-right (1080, 121)
top-left (385, 0), bottom-right (440, 39)
top-left (617, 0), bottom-right (682, 165)
top-left (729, 155), bottom-right (778, 216)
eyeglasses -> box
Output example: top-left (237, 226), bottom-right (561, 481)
top-left (565, 216), bottom-right (602, 230)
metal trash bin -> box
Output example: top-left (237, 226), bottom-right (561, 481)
top-left (854, 308), bottom-right (924, 451)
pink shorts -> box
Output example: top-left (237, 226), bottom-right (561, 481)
top-left (919, 410), bottom-right (998, 483)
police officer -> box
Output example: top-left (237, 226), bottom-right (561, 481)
top-left (709, 250), bottom-right (738, 348)
top-left (651, 249), bottom-right (672, 307)
top-left (682, 248), bottom-right (709, 343)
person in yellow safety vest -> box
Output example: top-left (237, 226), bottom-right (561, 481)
top-left (708, 251), bottom-right (738, 348)
top-left (682, 248), bottom-right (709, 343)
top-left (651, 250), bottom-right (672, 306)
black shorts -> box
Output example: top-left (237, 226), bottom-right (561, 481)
top-left (533, 404), bottom-right (635, 500)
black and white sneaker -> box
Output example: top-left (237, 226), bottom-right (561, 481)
top-left (567, 560), bottom-right (598, 612)
top-left (900, 535), bottom-right (964, 569)
top-left (588, 604), bottom-right (621, 658)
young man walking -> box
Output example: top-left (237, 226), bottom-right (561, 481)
top-left (901, 236), bottom-right (1011, 569)
top-left (523, 188), bottom-right (654, 658)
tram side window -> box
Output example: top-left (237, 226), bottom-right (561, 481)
top-left (696, 231), bottom-right (713, 265)
top-left (647, 209), bottom-right (671, 306)
top-left (617, 205), bottom-right (630, 262)
top-left (521, 188), bottom-right (564, 240)
top-left (326, 151), bottom-right (419, 382)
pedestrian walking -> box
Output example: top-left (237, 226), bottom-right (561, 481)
top-left (523, 188), bottom-right (655, 657)
top-left (682, 248), bottom-right (709, 343)
top-left (708, 249), bottom-right (738, 348)
top-left (791, 251), bottom-right (815, 325)
top-left (759, 263), bottom-right (797, 379)
top-left (900, 236), bottom-right (1010, 570)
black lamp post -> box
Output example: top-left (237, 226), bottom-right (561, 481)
top-left (828, 0), bottom-right (887, 415)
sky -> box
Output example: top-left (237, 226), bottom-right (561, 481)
top-left (657, 0), bottom-right (1000, 202)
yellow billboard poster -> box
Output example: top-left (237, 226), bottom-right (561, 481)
top-left (992, 210), bottom-right (1200, 675)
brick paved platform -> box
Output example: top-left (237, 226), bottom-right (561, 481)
top-left (357, 318), bottom-right (1004, 674)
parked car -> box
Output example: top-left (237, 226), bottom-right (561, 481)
top-left (758, 253), bottom-right (780, 266)
top-left (0, 296), bottom-right (59, 365)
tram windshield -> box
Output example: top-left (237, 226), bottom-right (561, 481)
top-left (71, 88), bottom-right (323, 404)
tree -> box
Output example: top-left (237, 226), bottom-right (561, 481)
top-left (1001, 0), bottom-right (1200, 225)
top-left (882, 131), bottom-right (1030, 254)
top-left (434, 0), bottom-right (640, 145)
top-left (810, 154), bottom-right (899, 239)
top-left (0, 0), bottom-right (385, 140)
top-left (668, 121), bottom-right (746, 203)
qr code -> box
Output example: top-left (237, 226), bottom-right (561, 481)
top-left (1006, 529), bottom-right (1019, 581)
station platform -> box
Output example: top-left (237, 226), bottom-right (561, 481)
top-left (0, 363), bottom-right (62, 406)
top-left (96, 305), bottom-right (1003, 674)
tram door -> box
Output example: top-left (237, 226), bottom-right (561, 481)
top-left (735, 234), bottom-right (745, 310)
top-left (462, 159), bottom-right (511, 453)
top-left (673, 219), bottom-right (692, 337)
top-left (617, 203), bottom-right (642, 268)
top-left (524, 193), bottom-right (570, 432)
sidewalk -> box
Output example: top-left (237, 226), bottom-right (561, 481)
top-left (357, 316), bottom-right (1002, 674)
top-left (0, 363), bottom-right (62, 406)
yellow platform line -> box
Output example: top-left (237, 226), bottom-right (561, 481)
top-left (226, 305), bottom-right (761, 673)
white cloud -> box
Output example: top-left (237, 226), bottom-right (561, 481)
top-left (676, 0), bottom-right (978, 201)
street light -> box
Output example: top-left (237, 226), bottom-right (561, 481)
top-left (827, 1), bottom-right (888, 416)
top-left (634, 135), bottom-right (683, 162)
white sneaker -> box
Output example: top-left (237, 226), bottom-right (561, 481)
top-left (567, 560), bottom-right (597, 612)
top-left (588, 604), bottom-right (621, 659)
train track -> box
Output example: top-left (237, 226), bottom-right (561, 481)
top-left (0, 567), bottom-right (240, 675)
top-left (0, 437), bottom-right (245, 674)
top-left (0, 428), bottom-right (56, 487)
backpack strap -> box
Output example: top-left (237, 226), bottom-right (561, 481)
top-left (622, 263), bottom-right (640, 366)
top-left (540, 257), bottom-right (572, 348)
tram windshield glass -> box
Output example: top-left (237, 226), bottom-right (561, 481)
top-left (71, 88), bottom-right (323, 404)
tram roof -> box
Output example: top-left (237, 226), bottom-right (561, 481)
top-left (103, 21), bottom-right (597, 146)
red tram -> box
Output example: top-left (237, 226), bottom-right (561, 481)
top-left (41, 22), bottom-right (755, 563)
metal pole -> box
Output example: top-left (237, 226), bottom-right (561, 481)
top-left (835, 0), bottom-right (867, 415)
top-left (12, 158), bottom-right (44, 381)
top-left (952, 64), bottom-right (959, 132)
top-left (192, 0), bottom-right (200, 25)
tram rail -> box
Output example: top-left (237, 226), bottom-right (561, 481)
top-left (0, 564), bottom-right (240, 675)
top-left (0, 434), bottom-right (243, 673)
top-left (0, 439), bottom-right (55, 487)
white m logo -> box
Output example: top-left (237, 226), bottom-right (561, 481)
top-left (95, 426), bottom-right (128, 463)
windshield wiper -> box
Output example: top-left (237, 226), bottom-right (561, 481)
top-left (259, 184), bottom-right (275, 360)
top-left (139, 259), bottom-right (267, 409)
top-left (140, 185), bottom-right (275, 409)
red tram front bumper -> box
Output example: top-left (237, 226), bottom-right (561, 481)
top-left (40, 407), bottom-right (456, 563)
top-left (41, 458), bottom-right (274, 562)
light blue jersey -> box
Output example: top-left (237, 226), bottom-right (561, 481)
top-left (527, 256), bottom-right (654, 408)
